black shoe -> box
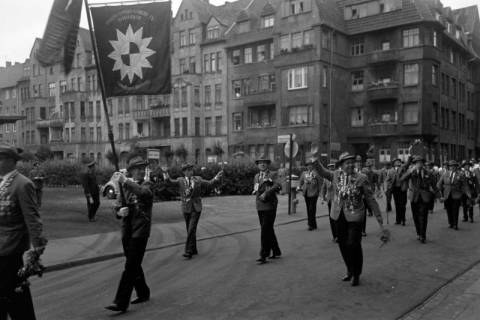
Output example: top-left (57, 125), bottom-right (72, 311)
top-left (183, 253), bottom-right (193, 259)
top-left (420, 237), bottom-right (426, 244)
top-left (351, 276), bottom-right (360, 286)
top-left (192, 250), bottom-right (198, 255)
top-left (105, 304), bottom-right (127, 313)
top-left (89, 218), bottom-right (97, 222)
top-left (470, 220), bottom-right (474, 223)
top-left (454, 225), bottom-right (459, 230)
top-left (131, 297), bottom-right (149, 304)
top-left (256, 257), bottom-right (268, 264)
top-left (463, 219), bottom-right (468, 222)
top-left (342, 274), bottom-right (352, 282)
top-left (308, 227), bottom-right (315, 231)
top-left (394, 222), bottom-right (400, 225)
top-left (268, 253), bottom-right (281, 259)
top-left (402, 221), bottom-right (406, 226)
top-left (449, 225), bottom-right (453, 229)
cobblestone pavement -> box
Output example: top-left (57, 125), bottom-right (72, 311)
top-left (399, 260), bottom-right (480, 320)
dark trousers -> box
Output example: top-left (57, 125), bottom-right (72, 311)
top-left (0, 255), bottom-right (36, 320)
top-left (445, 196), bottom-right (461, 227)
top-left (336, 210), bottom-right (363, 277)
top-left (257, 209), bottom-right (281, 258)
top-left (183, 210), bottom-right (201, 254)
top-left (385, 189), bottom-right (392, 212)
top-left (86, 194), bottom-right (100, 219)
top-left (304, 196), bottom-right (318, 229)
top-left (462, 195), bottom-right (474, 222)
top-left (411, 201), bottom-right (429, 238)
top-left (114, 237), bottom-right (150, 309)
top-left (328, 201), bottom-right (337, 239)
top-left (392, 187), bottom-right (407, 224)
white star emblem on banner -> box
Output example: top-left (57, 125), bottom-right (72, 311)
top-left (108, 24), bottom-right (155, 84)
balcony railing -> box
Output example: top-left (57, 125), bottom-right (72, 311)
top-left (367, 49), bottom-right (399, 65)
top-left (151, 107), bottom-right (170, 118)
top-left (133, 109), bottom-right (151, 120)
top-left (367, 81), bottom-right (399, 101)
top-left (367, 122), bottom-right (398, 136)
top-left (35, 112), bottom-right (65, 128)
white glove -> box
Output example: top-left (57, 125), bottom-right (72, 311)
top-left (112, 171), bottom-right (126, 184)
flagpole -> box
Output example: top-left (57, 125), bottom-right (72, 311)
top-left (84, 0), bottom-right (120, 172)
top-left (84, 0), bottom-right (127, 208)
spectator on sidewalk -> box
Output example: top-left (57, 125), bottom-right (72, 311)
top-left (30, 161), bottom-right (46, 208)
top-left (163, 163), bottom-right (223, 259)
top-left (105, 156), bottom-right (154, 313)
top-left (297, 160), bottom-right (322, 231)
top-left (312, 152), bottom-right (388, 286)
top-left (0, 144), bottom-right (47, 320)
top-left (253, 156), bottom-right (282, 265)
top-left (80, 159), bottom-right (100, 222)
top-left (461, 160), bottom-right (477, 223)
top-left (385, 158), bottom-right (409, 226)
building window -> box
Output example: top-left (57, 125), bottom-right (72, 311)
top-left (207, 26), bottom-right (220, 39)
top-left (287, 67), bottom-right (308, 90)
top-left (432, 102), bottom-right (438, 125)
top-left (304, 30), bottom-right (313, 46)
top-left (217, 52), bottom-right (222, 72)
top-left (180, 31), bottom-right (187, 47)
top-left (381, 41), bottom-right (390, 50)
top-left (397, 148), bottom-right (410, 162)
top-left (204, 54), bottom-right (210, 72)
top-left (210, 52), bottom-right (217, 72)
top-left (189, 56), bottom-right (196, 73)
top-left (96, 127), bottom-right (102, 142)
top-left (205, 117), bottom-right (212, 135)
top-left (81, 127), bottom-right (87, 142)
top-left (174, 118), bottom-right (180, 136)
top-left (248, 106), bottom-right (275, 128)
top-left (237, 21), bottom-right (249, 33)
top-left (182, 117), bottom-right (187, 136)
top-left (257, 45), bottom-right (266, 62)
top-left (451, 78), bottom-right (457, 98)
top-left (244, 48), bottom-right (252, 64)
top-left (232, 50), bottom-right (241, 65)
top-left (179, 58), bottom-right (186, 74)
top-left (351, 107), bottom-right (364, 127)
top-left (351, 38), bottom-right (364, 56)
top-left (173, 87), bottom-right (179, 109)
top-left (89, 127), bottom-right (94, 143)
top-left (60, 80), bottom-right (67, 93)
top-left (189, 29), bottom-right (196, 45)
top-left (194, 117), bottom-right (200, 136)
top-left (352, 71), bottom-right (364, 91)
top-left (322, 66), bottom-right (328, 88)
top-left (204, 85), bottom-right (211, 105)
top-left (181, 85), bottom-right (187, 107)
top-left (281, 35), bottom-right (291, 52)
top-left (233, 112), bottom-right (243, 131)
top-left (379, 149), bottom-right (391, 163)
top-left (48, 82), bottom-right (56, 96)
top-left (292, 32), bottom-right (303, 49)
top-left (262, 15), bottom-right (274, 28)
top-left (403, 28), bottom-right (419, 47)
top-left (214, 84), bottom-right (222, 104)
top-left (404, 63), bottom-right (419, 86)
top-left (233, 80), bottom-right (242, 98)
top-left (194, 87), bottom-right (200, 107)
top-left (432, 64), bottom-right (438, 86)
top-left (289, 0), bottom-right (304, 15)
top-left (288, 105), bottom-right (312, 125)
top-left (403, 102), bottom-right (419, 124)
top-left (215, 116), bottom-right (222, 135)
top-left (433, 31), bottom-right (438, 47)
top-left (126, 123), bottom-right (131, 139)
top-left (449, 48), bottom-right (454, 64)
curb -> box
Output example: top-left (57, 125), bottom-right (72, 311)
top-left (44, 213), bottom-right (329, 273)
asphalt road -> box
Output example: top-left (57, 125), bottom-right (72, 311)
top-left (31, 203), bottom-right (480, 320)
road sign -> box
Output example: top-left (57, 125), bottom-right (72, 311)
top-left (147, 149), bottom-right (160, 160)
top-left (284, 141), bottom-right (299, 158)
top-left (277, 134), bottom-right (296, 144)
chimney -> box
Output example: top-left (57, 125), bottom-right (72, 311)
top-left (6, 61), bottom-right (11, 67)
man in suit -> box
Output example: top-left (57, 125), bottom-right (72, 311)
top-left (29, 161), bottom-right (46, 208)
top-left (0, 144), bottom-right (47, 320)
top-left (461, 160), bottom-right (477, 223)
top-left (385, 158), bottom-right (408, 226)
top-left (106, 156), bottom-right (154, 313)
top-left (297, 160), bottom-right (322, 230)
top-left (80, 160), bottom-right (100, 222)
top-left (321, 163), bottom-right (337, 242)
top-left (164, 163), bottom-right (222, 259)
top-left (425, 161), bottom-right (439, 214)
top-left (400, 156), bottom-right (437, 243)
top-left (253, 157), bottom-right (282, 264)
top-left (313, 152), bottom-right (388, 286)
top-left (437, 160), bottom-right (468, 230)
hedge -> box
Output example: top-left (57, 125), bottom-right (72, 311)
top-left (16, 160), bottom-right (306, 196)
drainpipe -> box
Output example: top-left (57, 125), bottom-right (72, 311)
top-left (328, 29), bottom-right (335, 162)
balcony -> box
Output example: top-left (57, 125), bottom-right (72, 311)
top-left (133, 109), bottom-right (151, 120)
top-left (35, 112), bottom-right (65, 128)
top-left (151, 107), bottom-right (170, 118)
top-left (367, 122), bottom-right (398, 136)
top-left (367, 49), bottom-right (399, 65)
top-left (367, 81), bottom-right (399, 101)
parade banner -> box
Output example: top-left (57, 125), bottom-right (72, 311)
top-left (37, 0), bottom-right (83, 74)
top-left (90, 2), bottom-right (171, 97)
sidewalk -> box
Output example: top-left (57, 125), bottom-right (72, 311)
top-left (399, 259), bottom-right (480, 320)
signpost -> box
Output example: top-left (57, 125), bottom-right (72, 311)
top-left (147, 148), bottom-right (160, 160)
top-left (277, 134), bottom-right (297, 215)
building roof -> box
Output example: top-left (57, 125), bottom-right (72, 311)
top-left (0, 62), bottom-right (24, 89)
top-left (210, 0), bottom-right (251, 26)
top-left (315, 0), bottom-right (346, 32)
top-left (78, 28), bottom-right (92, 52)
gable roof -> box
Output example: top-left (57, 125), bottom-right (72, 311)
top-left (0, 62), bottom-right (24, 89)
top-left (315, 0), bottom-right (345, 32)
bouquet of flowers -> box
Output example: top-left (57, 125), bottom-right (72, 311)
top-left (16, 239), bottom-right (47, 293)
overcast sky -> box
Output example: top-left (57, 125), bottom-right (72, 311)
top-left (0, 0), bottom-right (479, 67)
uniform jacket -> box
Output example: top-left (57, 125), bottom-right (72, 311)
top-left (362, 167), bottom-right (381, 192)
top-left (313, 163), bottom-right (383, 223)
top-left (320, 177), bottom-right (335, 202)
top-left (253, 170), bottom-right (282, 211)
top-left (0, 170), bottom-right (46, 256)
top-left (168, 176), bottom-right (218, 213)
top-left (400, 167), bottom-right (437, 203)
top-left (80, 169), bottom-right (99, 196)
top-left (120, 179), bottom-right (154, 239)
top-left (463, 169), bottom-right (478, 197)
top-left (298, 169), bottom-right (321, 197)
top-left (385, 166), bottom-right (409, 192)
top-left (437, 170), bottom-right (469, 200)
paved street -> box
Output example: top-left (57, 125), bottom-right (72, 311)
top-left (30, 196), bottom-right (480, 320)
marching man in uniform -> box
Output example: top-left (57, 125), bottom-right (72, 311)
top-left (297, 160), bottom-right (322, 231)
top-left (312, 152), bottom-right (389, 286)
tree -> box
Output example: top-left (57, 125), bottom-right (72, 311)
top-left (174, 144), bottom-right (188, 162)
top-left (35, 145), bottom-right (54, 161)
